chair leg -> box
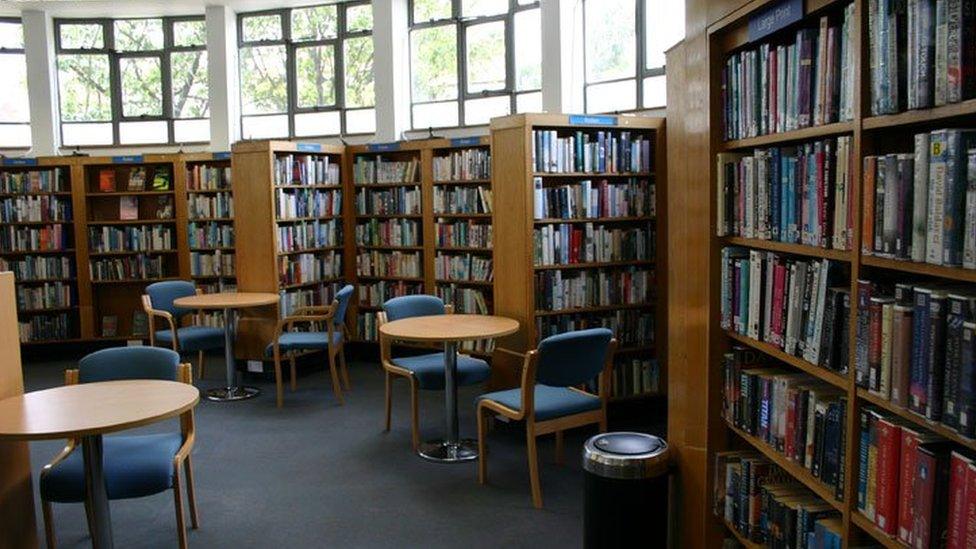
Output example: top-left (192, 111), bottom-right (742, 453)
top-left (172, 463), bottom-right (188, 549)
top-left (383, 372), bottom-right (392, 432)
top-left (273, 349), bottom-right (284, 408)
top-left (409, 379), bottom-right (420, 451)
top-left (197, 350), bottom-right (205, 380)
top-left (338, 347), bottom-right (351, 390)
top-left (184, 456), bottom-right (200, 529)
top-left (41, 500), bottom-right (56, 549)
top-left (554, 431), bottom-right (564, 465)
top-left (526, 423), bottom-right (543, 509)
top-left (289, 354), bottom-right (297, 392)
top-left (477, 406), bottom-right (489, 485)
top-left (327, 349), bottom-right (344, 405)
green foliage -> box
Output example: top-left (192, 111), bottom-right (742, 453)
top-left (240, 45), bottom-right (288, 115)
top-left (292, 5), bottom-right (337, 40)
top-left (174, 20), bottom-right (206, 48)
top-left (465, 21), bottom-right (505, 93)
top-left (120, 57), bottom-right (162, 116)
top-left (114, 19), bottom-right (163, 51)
top-left (346, 5), bottom-right (373, 33)
top-left (296, 45), bottom-right (336, 108)
top-left (585, 0), bottom-right (635, 82)
top-left (413, 0), bottom-right (452, 23)
top-left (172, 51), bottom-right (209, 118)
top-left (411, 25), bottom-right (457, 102)
top-left (60, 23), bottom-right (103, 49)
top-left (57, 54), bottom-right (111, 121)
top-left (242, 14), bottom-right (282, 42)
top-left (344, 37), bottom-right (375, 108)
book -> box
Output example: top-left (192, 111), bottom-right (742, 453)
top-left (131, 310), bottom-right (148, 336)
top-left (151, 167), bottom-right (171, 191)
top-left (119, 196), bottom-right (138, 221)
top-left (98, 169), bottom-right (116, 192)
top-left (155, 196), bottom-right (173, 219)
top-left (101, 315), bottom-right (118, 337)
top-left (126, 167), bottom-right (146, 191)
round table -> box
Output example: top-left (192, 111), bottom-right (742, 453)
top-left (174, 292), bottom-right (279, 402)
top-left (0, 380), bottom-right (199, 549)
top-left (379, 314), bottom-right (519, 463)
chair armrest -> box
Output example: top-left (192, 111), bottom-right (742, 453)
top-left (293, 305), bottom-right (332, 317)
top-left (493, 347), bottom-right (528, 359)
top-left (174, 424), bottom-right (196, 463)
top-left (40, 440), bottom-right (77, 478)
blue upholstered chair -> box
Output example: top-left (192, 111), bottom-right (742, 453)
top-left (378, 295), bottom-right (491, 450)
top-left (142, 280), bottom-right (224, 379)
top-left (39, 347), bottom-right (198, 549)
top-left (476, 328), bottom-right (617, 508)
top-left (265, 284), bottom-right (354, 407)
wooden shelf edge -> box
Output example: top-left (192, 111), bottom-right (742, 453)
top-left (720, 518), bottom-right (763, 549)
top-left (722, 236), bottom-right (852, 261)
top-left (862, 98), bottom-right (976, 130)
top-left (849, 511), bottom-right (906, 549)
top-left (721, 121), bottom-right (854, 150)
top-left (725, 331), bottom-right (849, 390)
top-left (856, 388), bottom-right (976, 452)
top-left (860, 254), bottom-right (976, 283)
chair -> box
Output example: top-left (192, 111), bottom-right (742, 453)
top-left (378, 295), bottom-right (490, 450)
top-left (39, 347), bottom-right (198, 549)
top-left (265, 284), bottom-right (354, 408)
top-left (142, 280), bottom-right (224, 379)
top-left (476, 328), bottom-right (617, 508)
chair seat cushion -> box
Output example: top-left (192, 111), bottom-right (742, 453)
top-left (477, 385), bottom-right (601, 421)
top-left (155, 325), bottom-right (224, 352)
top-left (40, 433), bottom-right (183, 503)
top-left (391, 353), bottom-right (490, 390)
top-left (265, 331), bottom-right (343, 356)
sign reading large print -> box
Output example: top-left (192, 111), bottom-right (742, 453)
top-left (748, 0), bottom-right (803, 42)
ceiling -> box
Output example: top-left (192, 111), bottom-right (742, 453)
top-left (0, 0), bottom-right (356, 18)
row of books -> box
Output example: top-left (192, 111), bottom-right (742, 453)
top-left (714, 452), bottom-right (843, 547)
top-left (113, 195), bottom-right (172, 221)
top-left (722, 348), bottom-right (848, 501)
top-left (436, 285), bottom-right (490, 315)
top-left (863, 129), bottom-right (976, 267)
top-left (856, 406), bottom-right (976, 548)
top-left (274, 154), bottom-right (340, 186)
top-left (536, 310), bottom-right (654, 347)
top-left (436, 220), bottom-right (491, 249)
top-left (275, 189), bottom-right (342, 220)
top-left (196, 310), bottom-right (228, 328)
top-left (16, 282), bottom-right (73, 310)
top-left (18, 313), bottom-right (73, 343)
top-left (355, 219), bottom-right (419, 247)
top-left (533, 179), bottom-right (655, 219)
top-left (720, 248), bottom-right (849, 373)
top-left (277, 251), bottom-right (342, 286)
top-left (433, 186), bottom-right (492, 215)
top-left (0, 225), bottom-right (70, 252)
top-left (534, 267), bottom-right (651, 311)
top-left (189, 251), bottom-right (235, 278)
top-left (95, 166), bottom-right (170, 193)
top-left (433, 149), bottom-right (490, 181)
top-left (278, 219), bottom-right (343, 252)
top-left (434, 253), bottom-right (493, 282)
top-left (353, 156), bottom-right (419, 184)
top-left (722, 5), bottom-right (856, 140)
top-left (357, 280), bottom-right (423, 307)
top-left (612, 358), bottom-right (660, 397)
top-left (0, 195), bottom-right (72, 223)
top-left (0, 256), bottom-right (74, 281)
top-left (187, 192), bottom-right (233, 219)
top-left (1, 169), bottom-right (66, 193)
top-left (869, 0), bottom-right (976, 115)
top-left (716, 136), bottom-right (854, 250)
top-left (186, 164), bottom-right (231, 190)
top-left (89, 256), bottom-right (167, 281)
top-left (534, 223), bottom-right (652, 267)
top-left (195, 282), bottom-right (236, 295)
top-left (88, 225), bottom-right (174, 253)
top-left (355, 187), bottom-right (421, 215)
top-left (188, 222), bottom-right (234, 249)
top-left (279, 282), bottom-right (343, 318)
top-left (358, 311), bottom-right (380, 341)
top-left (532, 130), bottom-right (654, 174)
top-left (356, 251), bottom-right (422, 278)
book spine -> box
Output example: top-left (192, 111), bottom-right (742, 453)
top-left (897, 428), bottom-right (921, 545)
top-left (875, 418), bottom-right (902, 535)
top-left (914, 132), bottom-right (931, 262)
top-left (864, 155), bottom-right (877, 254)
top-left (959, 321), bottom-right (976, 438)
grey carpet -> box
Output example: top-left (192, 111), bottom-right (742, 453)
top-left (22, 351), bottom-right (663, 548)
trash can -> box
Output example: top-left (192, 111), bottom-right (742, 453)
top-left (582, 432), bottom-right (671, 548)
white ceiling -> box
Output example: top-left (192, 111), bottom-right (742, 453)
top-left (0, 0), bottom-right (355, 18)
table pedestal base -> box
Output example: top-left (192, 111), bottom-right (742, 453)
top-left (205, 386), bottom-right (260, 402)
top-left (418, 439), bottom-right (479, 463)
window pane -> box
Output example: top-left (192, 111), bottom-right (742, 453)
top-left (412, 101), bottom-right (458, 128)
top-left (346, 108), bottom-right (376, 134)
top-left (174, 20), bottom-right (207, 48)
top-left (239, 45), bottom-right (287, 115)
top-left (0, 21), bottom-right (24, 49)
top-left (514, 9), bottom-right (541, 91)
top-left (411, 25), bottom-right (457, 102)
top-left (172, 51), bottom-right (209, 118)
top-left (516, 91), bottom-right (542, 113)
top-left (465, 21), bottom-right (506, 94)
top-left (294, 111), bottom-right (340, 136)
top-left (413, 0), bottom-right (452, 23)
top-left (646, 0), bottom-right (684, 69)
top-left (174, 119), bottom-right (210, 143)
top-left (296, 45), bottom-right (336, 108)
top-left (0, 124), bottom-right (30, 148)
top-left (242, 14), bottom-right (282, 42)
top-left (464, 95), bottom-right (509, 125)
top-left (344, 36), bottom-right (375, 108)
top-left (115, 19), bottom-right (163, 51)
top-left (291, 5), bottom-right (337, 41)
top-left (0, 53), bottom-right (30, 123)
top-left (120, 56), bottom-right (163, 117)
top-left (57, 54), bottom-right (112, 121)
top-left (346, 4), bottom-right (373, 33)
top-left (119, 120), bottom-right (168, 144)
top-left (586, 79), bottom-right (636, 113)
top-left (462, 0), bottom-right (508, 18)
top-left (60, 23), bottom-right (104, 50)
top-left (62, 122), bottom-right (112, 146)
top-left (242, 114), bottom-right (288, 139)
top-left (642, 75), bottom-right (666, 108)
top-left (517, 0), bottom-right (539, 4)
top-left (585, 0), bottom-right (635, 82)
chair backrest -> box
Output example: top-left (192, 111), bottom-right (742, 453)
top-left (145, 280), bottom-right (197, 320)
top-left (383, 295), bottom-right (445, 321)
top-left (334, 284), bottom-right (354, 326)
top-left (535, 328), bottom-right (614, 387)
top-left (78, 346), bottom-right (181, 383)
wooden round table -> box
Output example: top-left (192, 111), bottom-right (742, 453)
top-left (379, 314), bottom-right (519, 463)
top-left (174, 292), bottom-right (279, 402)
top-left (0, 380), bottom-right (199, 549)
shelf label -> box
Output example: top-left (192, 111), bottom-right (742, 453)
top-left (213, 151), bottom-right (231, 160)
top-left (112, 155), bottom-right (143, 164)
top-left (568, 114), bottom-right (618, 126)
top-left (367, 142), bottom-right (400, 152)
top-left (2, 158), bottom-right (38, 166)
top-left (295, 143), bottom-right (322, 153)
top-left (748, 0), bottom-right (803, 42)
top-left (450, 137), bottom-right (483, 147)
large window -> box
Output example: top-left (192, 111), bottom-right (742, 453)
top-left (408, 0), bottom-right (541, 129)
top-left (583, 0), bottom-right (684, 113)
top-left (55, 17), bottom-right (209, 146)
top-left (0, 19), bottom-right (31, 148)
top-left (238, 1), bottom-right (375, 139)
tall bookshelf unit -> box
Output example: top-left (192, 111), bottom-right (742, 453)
top-left (489, 113), bottom-right (666, 397)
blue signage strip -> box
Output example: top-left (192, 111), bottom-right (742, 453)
top-left (748, 0), bottom-right (803, 42)
top-left (112, 155), bottom-right (143, 164)
top-left (2, 158), bottom-right (38, 166)
top-left (568, 115), bottom-right (618, 126)
top-left (367, 142), bottom-right (401, 152)
top-left (295, 143), bottom-right (322, 153)
top-left (450, 137), bottom-right (483, 147)
top-left (213, 152), bottom-right (231, 160)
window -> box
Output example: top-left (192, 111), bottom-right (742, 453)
top-left (54, 17), bottom-right (209, 147)
top-left (583, 0), bottom-right (684, 113)
top-left (408, 0), bottom-right (541, 129)
top-left (0, 19), bottom-right (31, 148)
top-left (238, 1), bottom-right (375, 139)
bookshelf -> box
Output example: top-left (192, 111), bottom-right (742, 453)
top-left (489, 113), bottom-right (666, 399)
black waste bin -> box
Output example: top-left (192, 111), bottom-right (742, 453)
top-left (582, 432), bottom-right (670, 549)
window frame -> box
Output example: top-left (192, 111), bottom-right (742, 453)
top-left (0, 17), bottom-right (31, 148)
top-left (236, 0), bottom-right (374, 139)
top-left (407, 0), bottom-right (541, 130)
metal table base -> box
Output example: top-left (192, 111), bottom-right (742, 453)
top-left (82, 434), bottom-right (113, 548)
top-left (206, 307), bottom-right (259, 402)
top-left (418, 341), bottom-right (478, 463)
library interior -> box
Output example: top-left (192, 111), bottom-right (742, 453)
top-left (4, 0), bottom-right (976, 548)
